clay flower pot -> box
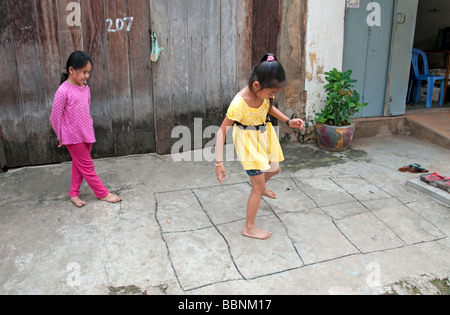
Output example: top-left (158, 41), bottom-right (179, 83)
top-left (315, 123), bottom-right (355, 152)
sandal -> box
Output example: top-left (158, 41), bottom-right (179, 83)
top-left (420, 173), bottom-right (450, 188)
top-left (399, 164), bottom-right (428, 173)
top-left (435, 180), bottom-right (450, 193)
top-left (399, 165), bottom-right (413, 172)
top-left (425, 173), bottom-right (450, 181)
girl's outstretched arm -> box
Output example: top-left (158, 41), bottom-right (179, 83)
top-left (215, 117), bottom-right (234, 184)
top-left (269, 106), bottom-right (305, 130)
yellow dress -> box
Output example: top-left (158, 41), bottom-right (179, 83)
top-left (226, 94), bottom-right (284, 171)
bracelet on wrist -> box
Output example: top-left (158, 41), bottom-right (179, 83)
top-left (215, 162), bottom-right (224, 167)
top-left (285, 119), bottom-right (291, 127)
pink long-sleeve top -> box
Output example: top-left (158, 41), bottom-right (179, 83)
top-left (50, 81), bottom-right (96, 145)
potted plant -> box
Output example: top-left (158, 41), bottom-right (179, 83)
top-left (315, 68), bottom-right (368, 151)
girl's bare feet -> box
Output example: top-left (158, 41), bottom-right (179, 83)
top-left (70, 197), bottom-right (87, 208)
top-left (100, 193), bottom-right (123, 204)
top-left (242, 226), bottom-right (273, 240)
top-left (263, 189), bottom-right (277, 199)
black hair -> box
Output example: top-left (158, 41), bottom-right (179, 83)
top-left (249, 54), bottom-right (286, 91)
top-left (248, 53), bottom-right (286, 107)
top-left (60, 51), bottom-right (94, 85)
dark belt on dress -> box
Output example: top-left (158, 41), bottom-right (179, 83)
top-left (234, 116), bottom-right (272, 133)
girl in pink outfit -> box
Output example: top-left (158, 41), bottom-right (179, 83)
top-left (50, 51), bottom-right (122, 207)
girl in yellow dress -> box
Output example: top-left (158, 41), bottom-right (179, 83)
top-left (215, 54), bottom-right (304, 240)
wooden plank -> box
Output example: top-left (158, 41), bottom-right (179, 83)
top-left (156, 0), bottom-right (189, 155)
top-left (0, 0), bottom-right (29, 167)
top-left (150, 0), bottom-right (174, 154)
top-left (35, 0), bottom-right (63, 93)
top-left (170, 0), bottom-right (188, 126)
top-left (187, 0), bottom-right (205, 116)
top-left (57, 0), bottom-right (83, 56)
top-left (236, 0), bottom-right (253, 89)
top-left (81, 0), bottom-right (114, 158)
top-left (220, 0), bottom-right (238, 113)
top-left (35, 0), bottom-right (71, 163)
top-left (204, 0), bottom-right (222, 127)
top-left (9, 0), bottom-right (50, 165)
top-left (128, 0), bottom-right (155, 154)
top-left (188, 0), bottom-right (205, 149)
top-left (105, 0), bottom-right (135, 156)
top-left (0, 125), bottom-right (6, 172)
top-left (252, 0), bottom-right (281, 66)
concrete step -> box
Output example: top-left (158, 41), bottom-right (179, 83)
top-left (407, 178), bottom-right (450, 207)
top-left (353, 109), bottom-right (450, 150)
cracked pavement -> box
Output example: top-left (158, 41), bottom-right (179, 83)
top-left (1, 135), bottom-right (449, 295)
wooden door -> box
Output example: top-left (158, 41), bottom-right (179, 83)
top-left (88, 0), bottom-right (156, 158)
top-left (251, 0), bottom-right (281, 67)
top-left (149, 0), bottom-right (253, 155)
top-left (0, 0), bottom-right (156, 166)
top-left (1, 0), bottom-right (50, 167)
top-left (0, 0), bottom-right (254, 166)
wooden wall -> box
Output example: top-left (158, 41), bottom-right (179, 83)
top-left (0, 0), bottom-right (292, 168)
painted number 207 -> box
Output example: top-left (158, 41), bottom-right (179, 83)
top-left (106, 17), bottom-right (134, 33)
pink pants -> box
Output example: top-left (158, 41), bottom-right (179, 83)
top-left (66, 143), bottom-right (109, 199)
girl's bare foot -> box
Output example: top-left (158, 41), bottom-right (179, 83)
top-left (100, 193), bottom-right (123, 204)
top-left (263, 189), bottom-right (277, 199)
top-left (242, 226), bottom-right (273, 240)
top-left (70, 197), bottom-right (87, 208)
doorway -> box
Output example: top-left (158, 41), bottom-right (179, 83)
top-left (407, 0), bottom-right (450, 110)
top-left (343, 0), bottom-right (419, 118)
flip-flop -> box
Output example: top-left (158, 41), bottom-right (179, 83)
top-left (425, 173), bottom-right (450, 181)
top-left (399, 164), bottom-right (428, 173)
top-left (420, 173), bottom-right (450, 188)
top-left (409, 167), bottom-right (429, 173)
top-left (435, 180), bottom-right (450, 193)
top-left (399, 164), bottom-right (419, 172)
top-left (399, 165), bottom-right (413, 172)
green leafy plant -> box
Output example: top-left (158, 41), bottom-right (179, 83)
top-left (315, 68), bottom-right (368, 126)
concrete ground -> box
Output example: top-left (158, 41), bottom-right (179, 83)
top-left (0, 135), bottom-right (449, 295)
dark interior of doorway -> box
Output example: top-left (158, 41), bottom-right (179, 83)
top-left (408, 0), bottom-right (450, 109)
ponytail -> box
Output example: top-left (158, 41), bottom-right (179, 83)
top-left (60, 72), bottom-right (69, 85)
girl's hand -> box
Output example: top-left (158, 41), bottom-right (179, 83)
top-left (289, 119), bottom-right (305, 130)
top-left (216, 165), bottom-right (226, 184)
top-left (57, 140), bottom-right (63, 148)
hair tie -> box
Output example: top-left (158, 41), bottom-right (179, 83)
top-left (267, 56), bottom-right (275, 62)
